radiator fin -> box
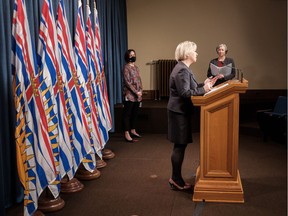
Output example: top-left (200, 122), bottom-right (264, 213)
top-left (156, 59), bottom-right (177, 98)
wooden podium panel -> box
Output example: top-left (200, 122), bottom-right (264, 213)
top-left (191, 79), bottom-right (248, 203)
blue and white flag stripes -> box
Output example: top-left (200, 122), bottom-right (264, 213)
top-left (88, 2), bottom-right (110, 146)
top-left (38, 0), bottom-right (73, 197)
top-left (85, 3), bottom-right (106, 156)
top-left (75, 0), bottom-right (96, 172)
top-left (11, 1), bottom-right (116, 213)
top-left (38, 0), bottom-right (75, 181)
top-left (12, 0), bottom-right (57, 214)
top-left (93, 1), bottom-right (112, 131)
top-left (56, 0), bottom-right (93, 176)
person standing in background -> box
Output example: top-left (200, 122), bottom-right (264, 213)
top-left (207, 44), bottom-right (236, 86)
top-left (122, 49), bottom-right (143, 142)
top-left (167, 41), bottom-right (217, 190)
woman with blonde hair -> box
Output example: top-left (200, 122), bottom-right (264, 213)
top-left (167, 41), bottom-right (217, 190)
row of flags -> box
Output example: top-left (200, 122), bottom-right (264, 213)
top-left (11, 0), bottom-right (112, 215)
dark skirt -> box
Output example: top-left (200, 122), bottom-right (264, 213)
top-left (167, 110), bottom-right (193, 144)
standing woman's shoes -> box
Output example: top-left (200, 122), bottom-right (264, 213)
top-left (168, 178), bottom-right (192, 190)
top-left (125, 137), bottom-right (134, 142)
top-left (124, 131), bottom-right (136, 142)
top-left (130, 132), bottom-right (142, 138)
top-left (184, 182), bottom-right (192, 187)
top-left (124, 137), bottom-right (139, 142)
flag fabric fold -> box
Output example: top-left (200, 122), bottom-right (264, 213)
top-left (85, 3), bottom-right (107, 157)
top-left (38, 0), bottom-right (75, 197)
top-left (11, 1), bottom-right (113, 214)
top-left (56, 0), bottom-right (93, 176)
top-left (93, 2), bottom-right (112, 131)
top-left (12, 0), bottom-right (57, 214)
top-left (75, 0), bottom-right (96, 172)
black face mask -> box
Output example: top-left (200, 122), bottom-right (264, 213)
top-left (129, 56), bottom-right (136, 62)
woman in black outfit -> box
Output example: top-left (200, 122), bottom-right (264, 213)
top-left (122, 49), bottom-right (143, 142)
top-left (207, 43), bottom-right (236, 86)
top-left (167, 41), bottom-right (217, 190)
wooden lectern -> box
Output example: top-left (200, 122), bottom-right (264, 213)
top-left (191, 79), bottom-right (248, 203)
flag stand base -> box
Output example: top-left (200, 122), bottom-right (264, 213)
top-left (102, 148), bottom-right (115, 160)
top-left (96, 154), bottom-right (107, 168)
top-left (75, 163), bottom-right (101, 181)
top-left (37, 188), bottom-right (65, 213)
top-left (32, 210), bottom-right (45, 216)
top-left (60, 175), bottom-right (84, 193)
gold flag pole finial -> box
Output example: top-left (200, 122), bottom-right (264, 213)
top-left (87, 0), bottom-right (89, 6)
top-left (94, 0), bottom-right (97, 9)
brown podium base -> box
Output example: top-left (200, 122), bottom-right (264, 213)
top-left (37, 189), bottom-right (65, 213)
top-left (60, 176), bottom-right (84, 193)
top-left (75, 164), bottom-right (101, 181)
top-left (193, 167), bottom-right (244, 203)
top-left (102, 148), bottom-right (115, 160)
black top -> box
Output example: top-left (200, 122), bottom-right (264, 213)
top-left (207, 57), bottom-right (236, 86)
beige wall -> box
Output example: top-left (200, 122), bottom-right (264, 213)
top-left (126, 0), bottom-right (287, 90)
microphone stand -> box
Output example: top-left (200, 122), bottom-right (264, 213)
top-left (221, 62), bottom-right (243, 83)
top-left (236, 69), bottom-right (244, 83)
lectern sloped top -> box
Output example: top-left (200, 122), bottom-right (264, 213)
top-left (191, 79), bottom-right (248, 106)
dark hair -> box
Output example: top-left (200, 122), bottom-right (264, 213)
top-left (124, 49), bottom-right (136, 63)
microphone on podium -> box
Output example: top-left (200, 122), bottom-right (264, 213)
top-left (221, 62), bottom-right (244, 83)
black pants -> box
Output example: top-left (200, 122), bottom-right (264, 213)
top-left (123, 101), bottom-right (140, 131)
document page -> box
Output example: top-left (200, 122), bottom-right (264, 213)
top-left (204, 83), bottom-right (229, 96)
top-left (210, 63), bottom-right (232, 76)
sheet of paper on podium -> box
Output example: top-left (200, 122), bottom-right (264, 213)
top-left (204, 83), bottom-right (229, 96)
top-left (210, 63), bottom-right (232, 76)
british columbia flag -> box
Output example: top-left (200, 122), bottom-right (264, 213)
top-left (75, 0), bottom-right (96, 171)
top-left (38, 0), bottom-right (77, 196)
top-left (11, 0), bottom-right (57, 215)
top-left (85, 3), bottom-right (107, 157)
top-left (93, 1), bottom-right (112, 131)
top-left (56, 0), bottom-right (93, 175)
top-left (39, 0), bottom-right (76, 181)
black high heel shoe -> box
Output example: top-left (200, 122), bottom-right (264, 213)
top-left (168, 178), bottom-right (192, 190)
top-left (125, 137), bottom-right (134, 142)
top-left (124, 137), bottom-right (139, 143)
top-left (130, 133), bottom-right (142, 138)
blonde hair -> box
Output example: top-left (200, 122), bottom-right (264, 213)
top-left (175, 41), bottom-right (197, 61)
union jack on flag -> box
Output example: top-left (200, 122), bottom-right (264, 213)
top-left (93, 1), bottom-right (112, 131)
top-left (75, 0), bottom-right (96, 172)
top-left (12, 0), bottom-right (57, 215)
top-left (85, 3), bottom-right (108, 157)
top-left (41, 0), bottom-right (75, 180)
top-left (38, 0), bottom-right (75, 196)
top-left (56, 0), bottom-right (93, 175)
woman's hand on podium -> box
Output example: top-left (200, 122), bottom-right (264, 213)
top-left (204, 82), bottom-right (212, 93)
top-left (205, 76), bottom-right (219, 88)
